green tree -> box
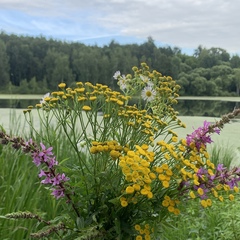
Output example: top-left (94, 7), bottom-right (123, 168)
top-left (44, 49), bottom-right (74, 89)
top-left (171, 56), bottom-right (181, 79)
top-left (210, 65), bottom-right (234, 95)
top-left (230, 55), bottom-right (240, 68)
top-left (189, 76), bottom-right (208, 96)
top-left (0, 39), bottom-right (10, 89)
top-left (233, 68), bottom-right (240, 95)
top-left (177, 73), bottom-right (190, 95)
top-left (18, 79), bottom-right (30, 93)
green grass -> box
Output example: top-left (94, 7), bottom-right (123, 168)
top-left (0, 112), bottom-right (69, 239)
top-left (209, 143), bottom-right (238, 169)
top-left (0, 143), bottom-right (67, 239)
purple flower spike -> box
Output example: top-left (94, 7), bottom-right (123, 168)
top-left (216, 164), bottom-right (225, 172)
top-left (52, 188), bottom-right (65, 199)
top-left (32, 152), bottom-right (42, 166)
top-left (48, 157), bottom-right (58, 168)
top-left (26, 140), bottom-right (70, 200)
top-left (38, 169), bottom-right (47, 177)
top-left (186, 120), bottom-right (221, 151)
top-left (39, 143), bottom-right (53, 162)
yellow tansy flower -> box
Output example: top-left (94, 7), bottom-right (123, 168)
top-left (82, 106), bottom-right (91, 111)
top-left (58, 83), bottom-right (66, 88)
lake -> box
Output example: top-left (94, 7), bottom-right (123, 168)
top-left (0, 94), bottom-right (240, 117)
top-left (0, 95), bottom-right (240, 151)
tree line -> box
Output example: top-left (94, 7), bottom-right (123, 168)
top-left (0, 32), bottom-right (240, 96)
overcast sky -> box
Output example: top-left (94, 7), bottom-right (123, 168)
top-left (0, 0), bottom-right (239, 55)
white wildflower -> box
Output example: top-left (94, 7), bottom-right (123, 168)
top-left (118, 75), bottom-right (127, 90)
top-left (147, 81), bottom-right (154, 87)
top-left (118, 79), bottom-right (127, 90)
top-left (40, 92), bottom-right (50, 104)
top-left (113, 71), bottom-right (121, 80)
top-left (140, 75), bottom-right (150, 84)
top-left (141, 86), bottom-right (156, 102)
top-left (77, 140), bottom-right (88, 154)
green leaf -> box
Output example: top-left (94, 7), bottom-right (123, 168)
top-left (108, 197), bottom-right (120, 205)
top-left (76, 216), bottom-right (85, 229)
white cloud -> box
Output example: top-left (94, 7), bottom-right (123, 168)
top-left (0, 0), bottom-right (240, 53)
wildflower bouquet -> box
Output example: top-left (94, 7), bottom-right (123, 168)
top-left (1, 63), bottom-right (240, 239)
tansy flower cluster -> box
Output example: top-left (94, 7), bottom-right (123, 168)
top-left (113, 62), bottom-right (180, 117)
top-left (33, 81), bottom-right (130, 114)
top-left (119, 145), bottom-right (155, 203)
top-left (161, 195), bottom-right (180, 215)
top-left (89, 140), bottom-right (125, 160)
top-left (134, 223), bottom-right (153, 240)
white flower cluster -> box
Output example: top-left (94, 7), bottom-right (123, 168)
top-left (113, 71), bottom-right (156, 102)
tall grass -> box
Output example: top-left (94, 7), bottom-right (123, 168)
top-left (0, 111), bottom-right (69, 239)
top-left (209, 143), bottom-right (238, 169)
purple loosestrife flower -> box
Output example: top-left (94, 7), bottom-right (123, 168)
top-left (215, 165), bottom-right (240, 189)
top-left (27, 141), bottom-right (70, 199)
top-left (48, 157), bottom-right (58, 169)
top-left (52, 173), bottom-right (69, 186)
top-left (41, 174), bottom-right (53, 184)
top-left (32, 152), bottom-right (42, 166)
top-left (186, 120), bottom-right (220, 150)
top-left (31, 143), bottom-right (58, 168)
top-left (52, 188), bottom-right (65, 199)
top-left (38, 143), bottom-right (53, 162)
top-left (217, 164), bottom-right (226, 172)
top-left (38, 170), bottom-right (69, 198)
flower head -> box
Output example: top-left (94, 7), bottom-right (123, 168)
top-left (40, 93), bottom-right (50, 104)
top-left (113, 71), bottom-right (121, 80)
top-left (186, 120), bottom-right (220, 150)
top-left (141, 86), bottom-right (156, 102)
top-left (118, 76), bottom-right (127, 90)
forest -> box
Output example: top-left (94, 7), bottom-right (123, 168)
top-left (0, 31), bottom-right (240, 96)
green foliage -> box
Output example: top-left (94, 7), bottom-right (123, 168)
top-left (160, 194), bottom-right (240, 240)
top-left (1, 31), bottom-right (240, 96)
top-left (209, 143), bottom-right (237, 169)
top-left (0, 39), bottom-right (10, 88)
top-left (0, 144), bottom-right (64, 239)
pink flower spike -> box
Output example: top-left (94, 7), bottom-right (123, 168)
top-left (48, 157), bottom-right (58, 168)
top-left (52, 188), bottom-right (65, 199)
top-left (38, 169), bottom-right (46, 178)
top-left (32, 152), bottom-right (42, 166)
top-left (26, 139), bottom-right (33, 146)
top-left (41, 175), bottom-right (52, 184)
top-left (39, 143), bottom-right (53, 155)
top-left (61, 173), bottom-right (69, 182)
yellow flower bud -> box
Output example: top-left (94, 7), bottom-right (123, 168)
top-left (126, 186), bottom-right (135, 194)
top-left (82, 106), bottom-right (91, 111)
top-left (58, 83), bottom-right (66, 88)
